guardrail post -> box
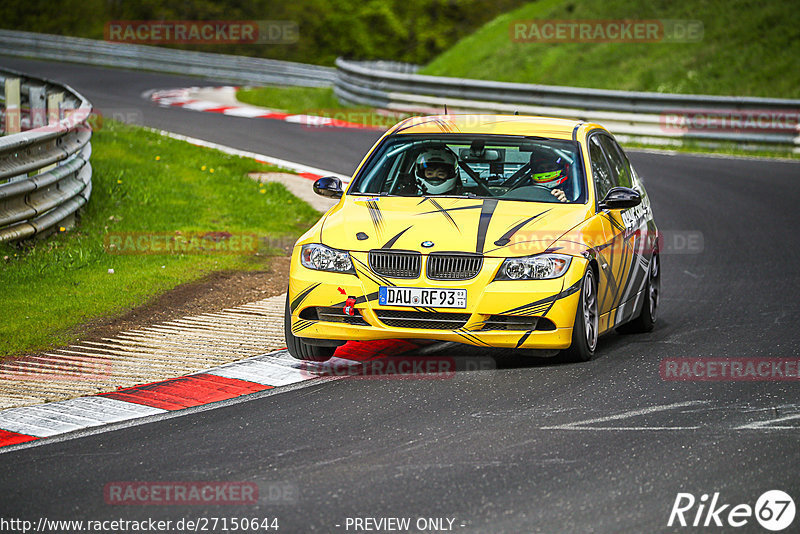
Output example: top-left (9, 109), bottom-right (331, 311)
top-left (3, 77), bottom-right (20, 134)
top-left (47, 92), bottom-right (63, 124)
top-left (29, 85), bottom-right (47, 130)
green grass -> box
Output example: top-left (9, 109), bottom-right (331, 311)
top-left (236, 86), bottom-right (412, 129)
top-left (237, 86), bottom-right (341, 114)
top-left (0, 120), bottom-right (320, 358)
top-left (421, 0), bottom-right (800, 98)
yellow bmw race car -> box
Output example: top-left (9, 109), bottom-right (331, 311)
top-left (285, 115), bottom-right (660, 362)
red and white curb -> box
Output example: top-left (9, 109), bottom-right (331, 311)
top-left (149, 86), bottom-right (383, 131)
top-left (0, 128), bottom-right (370, 452)
top-left (0, 340), bottom-right (419, 450)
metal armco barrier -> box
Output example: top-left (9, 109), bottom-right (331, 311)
top-left (334, 58), bottom-right (800, 151)
top-left (0, 30), bottom-right (335, 87)
top-left (0, 67), bottom-right (93, 243)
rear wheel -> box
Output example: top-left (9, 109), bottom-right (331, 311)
top-left (562, 267), bottom-right (598, 362)
top-left (617, 254), bottom-right (659, 334)
top-left (284, 295), bottom-right (335, 362)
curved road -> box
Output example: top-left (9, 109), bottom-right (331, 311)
top-left (2, 57), bottom-right (800, 533)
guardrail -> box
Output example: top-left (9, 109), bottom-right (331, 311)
top-left (335, 59), bottom-right (800, 151)
top-left (0, 30), bottom-right (335, 88)
top-left (0, 67), bottom-right (93, 243)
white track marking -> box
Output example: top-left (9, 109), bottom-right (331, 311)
top-left (539, 400), bottom-right (708, 431)
top-left (736, 413), bottom-right (800, 430)
top-left (207, 356), bottom-right (311, 386)
top-left (222, 107), bottom-right (272, 117)
top-left (0, 397), bottom-right (166, 437)
top-left (180, 100), bottom-right (226, 111)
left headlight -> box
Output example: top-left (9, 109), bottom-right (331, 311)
top-left (494, 253), bottom-right (572, 280)
top-left (300, 244), bottom-right (355, 274)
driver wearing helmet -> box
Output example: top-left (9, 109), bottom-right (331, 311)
top-left (415, 148), bottom-right (460, 195)
top-left (529, 145), bottom-right (571, 202)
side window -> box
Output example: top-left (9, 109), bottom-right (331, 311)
top-left (589, 136), bottom-right (614, 200)
top-left (598, 135), bottom-right (632, 188)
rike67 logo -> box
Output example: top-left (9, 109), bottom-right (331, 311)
top-left (668, 490), bottom-right (795, 531)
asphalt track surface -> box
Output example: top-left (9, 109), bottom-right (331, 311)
top-left (2, 57), bottom-right (800, 533)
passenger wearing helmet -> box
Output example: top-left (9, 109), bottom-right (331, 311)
top-left (415, 148), bottom-right (460, 195)
top-left (529, 145), bottom-right (571, 202)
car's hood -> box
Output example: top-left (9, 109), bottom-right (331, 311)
top-left (320, 195), bottom-right (590, 257)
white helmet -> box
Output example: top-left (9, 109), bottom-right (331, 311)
top-left (415, 148), bottom-right (458, 194)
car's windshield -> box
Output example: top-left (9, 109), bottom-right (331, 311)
top-left (349, 134), bottom-right (586, 204)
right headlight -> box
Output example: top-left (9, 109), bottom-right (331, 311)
top-left (300, 244), bottom-right (355, 274)
top-left (494, 253), bottom-right (572, 280)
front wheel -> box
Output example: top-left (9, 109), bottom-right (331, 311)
top-left (284, 295), bottom-right (335, 362)
top-left (562, 267), bottom-right (599, 362)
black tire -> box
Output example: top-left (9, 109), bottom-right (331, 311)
top-left (562, 267), bottom-right (599, 362)
top-left (617, 254), bottom-right (659, 334)
top-left (284, 295), bottom-right (335, 362)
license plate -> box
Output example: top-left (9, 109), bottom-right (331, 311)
top-left (378, 287), bottom-right (467, 309)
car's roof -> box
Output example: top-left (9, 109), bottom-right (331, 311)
top-left (388, 114), bottom-right (593, 140)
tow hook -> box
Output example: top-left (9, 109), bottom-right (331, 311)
top-left (343, 296), bottom-right (357, 316)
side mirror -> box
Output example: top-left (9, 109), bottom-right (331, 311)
top-left (599, 187), bottom-right (641, 210)
top-left (313, 176), bottom-right (343, 199)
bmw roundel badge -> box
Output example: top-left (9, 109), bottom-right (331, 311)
top-left (421, 241), bottom-right (434, 248)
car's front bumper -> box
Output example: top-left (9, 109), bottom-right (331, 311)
top-left (288, 249), bottom-right (586, 350)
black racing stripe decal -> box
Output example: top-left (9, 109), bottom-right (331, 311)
top-left (540, 278), bottom-right (566, 318)
top-left (355, 266), bottom-right (393, 290)
top-left (454, 330), bottom-right (491, 346)
top-left (500, 278), bottom-right (582, 315)
top-left (394, 118), bottom-right (441, 134)
top-left (290, 283), bottom-right (321, 313)
top-left (598, 248), bottom-right (617, 312)
top-left (475, 199), bottom-right (499, 254)
top-left (419, 205), bottom-right (483, 215)
top-left (493, 210), bottom-right (551, 247)
top-left (599, 241), bottom-right (615, 311)
top-left (382, 226), bottom-right (412, 249)
top-left (605, 212), bottom-right (627, 233)
top-left (426, 198), bottom-right (460, 231)
top-left (612, 230), bottom-right (631, 314)
top-left (417, 198), bottom-right (483, 213)
top-left (366, 200), bottom-right (385, 234)
top-left (292, 319), bottom-right (317, 334)
top-left (433, 117), bottom-right (459, 133)
top-left (515, 330), bottom-right (533, 348)
top-left (331, 291), bottom-right (380, 308)
top-left (352, 256), bottom-right (396, 288)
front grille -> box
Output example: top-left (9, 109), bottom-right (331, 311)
top-left (301, 306), bottom-right (369, 326)
top-left (375, 310), bottom-right (470, 330)
top-left (426, 253), bottom-right (483, 280)
top-left (369, 250), bottom-right (421, 278)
